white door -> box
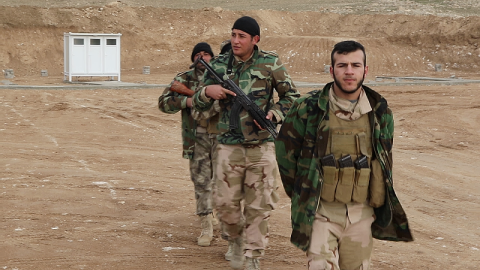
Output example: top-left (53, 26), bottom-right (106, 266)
top-left (88, 38), bottom-right (103, 74)
top-left (104, 38), bottom-right (119, 74)
top-left (71, 37), bottom-right (87, 74)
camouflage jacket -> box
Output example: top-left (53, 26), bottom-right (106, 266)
top-left (192, 46), bottom-right (300, 145)
top-left (275, 82), bottom-right (413, 251)
top-left (158, 69), bottom-right (202, 159)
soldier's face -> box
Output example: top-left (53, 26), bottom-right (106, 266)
top-left (330, 50), bottom-right (368, 98)
top-left (194, 51), bottom-right (212, 70)
top-left (231, 29), bottom-right (259, 61)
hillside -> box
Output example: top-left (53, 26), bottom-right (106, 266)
top-left (1, 1), bottom-right (479, 83)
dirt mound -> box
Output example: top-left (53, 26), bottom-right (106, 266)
top-left (1, 3), bottom-right (479, 82)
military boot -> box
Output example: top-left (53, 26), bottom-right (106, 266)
top-left (197, 214), bottom-right (213, 247)
top-left (229, 237), bottom-right (244, 269)
top-left (224, 240), bottom-right (234, 261)
top-left (245, 257), bottom-right (260, 270)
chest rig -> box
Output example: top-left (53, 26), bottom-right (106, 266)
top-left (320, 110), bottom-right (372, 204)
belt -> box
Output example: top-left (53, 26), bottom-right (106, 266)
top-left (196, 126), bottom-right (207, 133)
top-left (243, 144), bottom-right (260, 149)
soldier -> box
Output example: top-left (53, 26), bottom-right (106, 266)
top-left (275, 40), bottom-right (413, 270)
top-left (191, 39), bottom-right (237, 260)
top-left (158, 42), bottom-right (218, 247)
top-left (192, 16), bottom-right (300, 270)
top-left (219, 39), bottom-right (232, 55)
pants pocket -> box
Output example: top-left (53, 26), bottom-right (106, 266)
top-left (321, 166), bottom-right (338, 203)
top-left (335, 167), bottom-right (355, 204)
top-left (352, 168), bottom-right (370, 203)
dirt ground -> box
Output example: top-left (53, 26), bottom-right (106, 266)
top-left (1, 1), bottom-right (480, 270)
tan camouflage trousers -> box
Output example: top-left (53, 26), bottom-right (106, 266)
top-left (307, 213), bottom-right (374, 270)
top-left (214, 142), bottom-right (279, 258)
top-left (189, 131), bottom-right (217, 216)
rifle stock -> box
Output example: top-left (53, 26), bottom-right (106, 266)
top-left (169, 80), bottom-right (195, 96)
top-left (192, 57), bottom-right (278, 138)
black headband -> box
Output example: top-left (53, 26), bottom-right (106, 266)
top-left (232, 16), bottom-right (260, 38)
top-left (191, 42), bottom-right (214, 62)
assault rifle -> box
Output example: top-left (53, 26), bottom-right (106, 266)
top-left (190, 57), bottom-right (278, 138)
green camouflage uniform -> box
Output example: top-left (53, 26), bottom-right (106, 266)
top-left (158, 68), bottom-right (215, 216)
top-left (192, 46), bottom-right (300, 145)
top-left (275, 82), bottom-right (413, 253)
top-left (192, 46), bottom-right (300, 258)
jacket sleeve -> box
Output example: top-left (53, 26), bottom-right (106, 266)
top-left (158, 77), bottom-right (190, 114)
top-left (192, 72), bottom-right (217, 112)
top-left (275, 98), bottom-right (307, 198)
top-left (377, 103), bottom-right (395, 180)
top-left (269, 57), bottom-right (301, 123)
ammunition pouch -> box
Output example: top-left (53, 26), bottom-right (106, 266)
top-left (320, 165), bottom-right (338, 202)
top-left (369, 159), bottom-right (385, 207)
top-left (335, 166), bottom-right (355, 203)
top-left (352, 167), bottom-right (371, 203)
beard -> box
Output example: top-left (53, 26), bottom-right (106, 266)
top-left (333, 72), bottom-right (365, 95)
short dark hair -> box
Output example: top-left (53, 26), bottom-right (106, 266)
top-left (331, 40), bottom-right (366, 66)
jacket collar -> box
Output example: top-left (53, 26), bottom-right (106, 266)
top-left (318, 82), bottom-right (383, 112)
top-left (232, 45), bottom-right (259, 65)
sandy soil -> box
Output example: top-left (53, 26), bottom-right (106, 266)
top-left (1, 1), bottom-right (480, 270)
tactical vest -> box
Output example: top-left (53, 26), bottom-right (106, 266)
top-left (207, 113), bottom-right (220, 135)
top-left (320, 110), bottom-right (373, 204)
top-left (197, 119), bottom-right (209, 130)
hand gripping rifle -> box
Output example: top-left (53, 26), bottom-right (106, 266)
top-left (190, 57), bottom-right (278, 138)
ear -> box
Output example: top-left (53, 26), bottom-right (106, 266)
top-left (252, 35), bottom-right (260, 44)
top-left (364, 65), bottom-right (369, 78)
top-left (329, 65), bottom-right (334, 78)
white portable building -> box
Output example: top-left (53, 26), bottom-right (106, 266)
top-left (64, 33), bottom-right (122, 82)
